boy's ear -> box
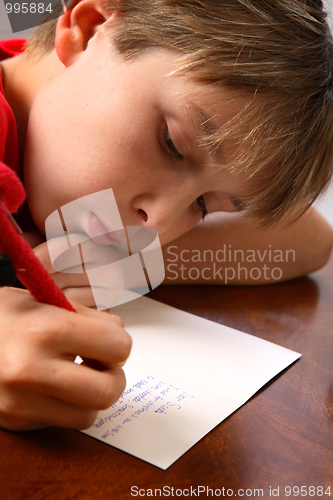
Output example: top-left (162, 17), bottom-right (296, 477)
top-left (55, 0), bottom-right (118, 67)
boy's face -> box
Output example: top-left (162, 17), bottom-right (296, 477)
top-left (24, 29), bottom-right (250, 246)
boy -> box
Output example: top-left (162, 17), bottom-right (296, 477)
top-left (0, 0), bottom-right (332, 431)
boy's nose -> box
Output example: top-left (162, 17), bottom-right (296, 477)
top-left (131, 186), bottom-right (199, 235)
top-left (138, 209), bottom-right (148, 223)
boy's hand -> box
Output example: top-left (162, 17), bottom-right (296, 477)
top-left (33, 236), bottom-right (126, 309)
top-left (0, 287), bottom-right (132, 431)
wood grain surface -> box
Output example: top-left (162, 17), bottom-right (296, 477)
top-left (0, 255), bottom-right (332, 499)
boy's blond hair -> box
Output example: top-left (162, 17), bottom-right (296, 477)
top-left (27, 0), bottom-right (333, 225)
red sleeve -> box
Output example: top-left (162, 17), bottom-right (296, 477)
top-left (0, 38), bottom-right (34, 229)
top-left (0, 38), bottom-right (24, 176)
top-left (0, 38), bottom-right (26, 177)
top-left (0, 39), bottom-right (26, 59)
top-left (0, 38), bottom-right (27, 177)
top-left (0, 75), bottom-right (20, 177)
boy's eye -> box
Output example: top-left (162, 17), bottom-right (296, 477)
top-left (196, 195), bottom-right (208, 220)
top-left (162, 125), bottom-right (183, 161)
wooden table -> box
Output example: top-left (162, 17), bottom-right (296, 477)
top-left (1, 255), bottom-right (332, 499)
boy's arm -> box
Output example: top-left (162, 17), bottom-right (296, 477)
top-left (162, 207), bottom-right (333, 285)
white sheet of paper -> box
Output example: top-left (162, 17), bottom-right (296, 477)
top-left (81, 296), bottom-right (301, 469)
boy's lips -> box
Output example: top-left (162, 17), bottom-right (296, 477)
top-left (85, 213), bottom-right (120, 246)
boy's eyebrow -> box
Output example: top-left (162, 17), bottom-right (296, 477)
top-left (229, 195), bottom-right (248, 212)
top-left (190, 104), bottom-right (217, 137)
top-left (188, 103), bottom-right (221, 158)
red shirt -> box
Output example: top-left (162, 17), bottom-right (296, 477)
top-left (0, 38), bottom-right (26, 60)
top-left (0, 39), bottom-right (26, 178)
top-left (0, 39), bottom-right (35, 230)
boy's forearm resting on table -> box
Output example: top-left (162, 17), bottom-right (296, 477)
top-left (162, 207), bottom-right (333, 285)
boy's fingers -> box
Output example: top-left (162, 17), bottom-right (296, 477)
top-left (0, 289), bottom-right (128, 431)
top-left (108, 314), bottom-right (124, 327)
top-left (43, 309), bottom-right (131, 366)
top-left (62, 285), bottom-right (98, 308)
top-left (0, 389), bottom-right (99, 431)
top-left (63, 283), bottom-right (124, 310)
top-left (70, 300), bottom-right (124, 327)
top-left (30, 363), bottom-right (126, 411)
